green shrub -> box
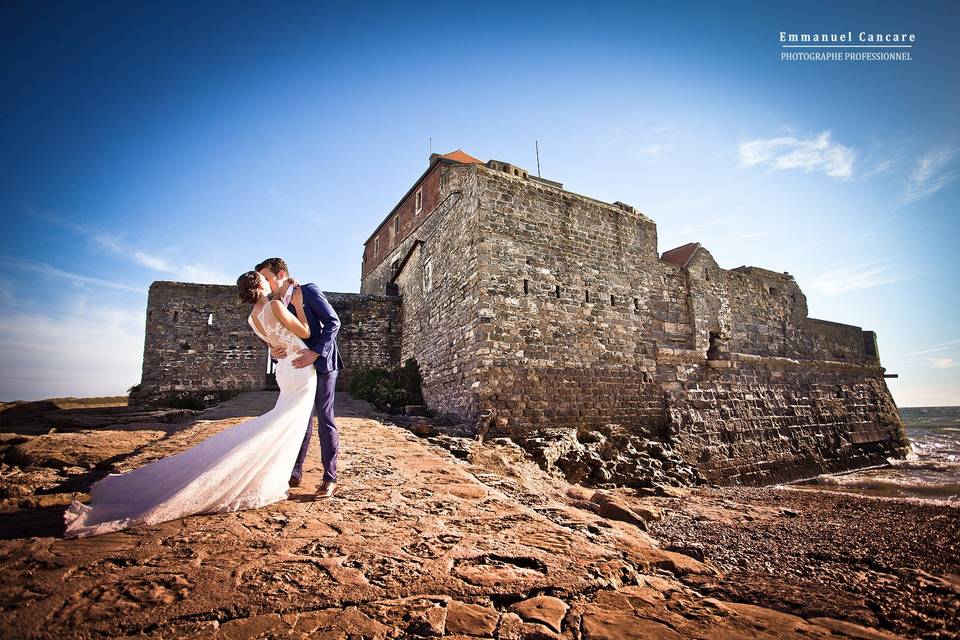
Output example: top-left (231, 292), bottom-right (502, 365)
top-left (349, 358), bottom-right (424, 412)
top-left (152, 389), bottom-right (242, 411)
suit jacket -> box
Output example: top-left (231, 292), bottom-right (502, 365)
top-left (287, 283), bottom-right (343, 373)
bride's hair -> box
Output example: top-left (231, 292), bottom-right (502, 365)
top-left (236, 271), bottom-right (262, 304)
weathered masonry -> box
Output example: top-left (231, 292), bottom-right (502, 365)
top-left (134, 149), bottom-right (909, 486)
top-left (130, 284), bottom-right (400, 404)
top-left (359, 150), bottom-right (909, 485)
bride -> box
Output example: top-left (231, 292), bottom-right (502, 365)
top-left (63, 271), bottom-right (318, 538)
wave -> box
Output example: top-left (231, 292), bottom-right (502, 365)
top-left (796, 473), bottom-right (960, 501)
top-left (783, 412), bottom-right (960, 503)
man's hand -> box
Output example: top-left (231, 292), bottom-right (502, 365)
top-left (270, 345), bottom-right (288, 360)
top-left (291, 348), bottom-right (319, 369)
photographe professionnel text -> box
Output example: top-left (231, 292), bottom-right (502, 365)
top-left (780, 30), bottom-right (916, 62)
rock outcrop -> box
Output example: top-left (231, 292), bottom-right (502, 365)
top-left (0, 392), bottom-right (931, 639)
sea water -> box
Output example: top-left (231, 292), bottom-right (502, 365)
top-left (790, 407), bottom-right (960, 503)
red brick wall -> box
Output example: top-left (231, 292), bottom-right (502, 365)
top-left (362, 163), bottom-right (443, 279)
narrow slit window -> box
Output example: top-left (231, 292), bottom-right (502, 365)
top-left (415, 187), bottom-right (423, 214)
top-left (555, 285), bottom-right (560, 298)
top-left (523, 279), bottom-right (528, 295)
top-left (585, 289), bottom-right (590, 303)
top-left (634, 297), bottom-right (640, 311)
top-left (207, 313), bottom-right (214, 326)
top-left (423, 258), bottom-right (433, 293)
top-left (610, 294), bottom-right (615, 306)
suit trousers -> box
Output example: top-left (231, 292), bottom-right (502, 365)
top-left (291, 369), bottom-right (339, 484)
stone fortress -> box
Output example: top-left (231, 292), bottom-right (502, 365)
top-left (131, 149), bottom-right (910, 486)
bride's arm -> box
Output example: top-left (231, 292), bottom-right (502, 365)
top-left (290, 286), bottom-right (310, 331)
top-left (268, 300), bottom-right (312, 340)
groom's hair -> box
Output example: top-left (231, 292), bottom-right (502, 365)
top-left (255, 257), bottom-right (288, 276)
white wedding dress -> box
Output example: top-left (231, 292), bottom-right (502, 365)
top-left (64, 302), bottom-right (317, 538)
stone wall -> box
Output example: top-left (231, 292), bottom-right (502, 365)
top-left (132, 283), bottom-right (401, 405)
top-left (446, 162), bottom-right (907, 486)
top-left (373, 163), bottom-right (487, 421)
top-left (665, 355), bottom-right (909, 484)
top-left (323, 293), bottom-right (403, 390)
top-left (470, 163), bottom-right (678, 438)
top-left (131, 282), bottom-right (267, 405)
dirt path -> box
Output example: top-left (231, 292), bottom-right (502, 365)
top-left (0, 392), bottom-right (905, 639)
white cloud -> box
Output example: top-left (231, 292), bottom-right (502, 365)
top-left (0, 305), bottom-right (144, 401)
top-left (94, 233), bottom-right (231, 284)
top-left (901, 339), bottom-right (960, 358)
top-left (596, 121), bottom-right (693, 165)
top-left (0, 258), bottom-right (141, 292)
top-left (132, 249), bottom-right (172, 272)
top-left (739, 130), bottom-right (856, 180)
top-left (902, 147), bottom-right (958, 204)
top-left (810, 259), bottom-right (914, 296)
top-left (637, 143), bottom-right (675, 164)
top-left (926, 357), bottom-right (957, 369)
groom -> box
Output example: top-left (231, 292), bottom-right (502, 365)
top-left (256, 257), bottom-right (343, 498)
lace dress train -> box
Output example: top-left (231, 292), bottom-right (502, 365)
top-left (64, 303), bottom-right (317, 538)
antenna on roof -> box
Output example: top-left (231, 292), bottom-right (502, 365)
top-left (535, 140), bottom-right (541, 177)
top-left (429, 137), bottom-right (432, 155)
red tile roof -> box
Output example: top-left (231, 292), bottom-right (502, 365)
top-left (435, 149), bottom-right (484, 164)
top-left (660, 242), bottom-right (701, 268)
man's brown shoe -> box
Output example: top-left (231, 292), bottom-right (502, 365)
top-left (289, 476), bottom-right (301, 488)
top-left (314, 481), bottom-right (337, 499)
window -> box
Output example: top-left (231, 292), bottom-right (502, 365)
top-left (523, 279), bottom-right (528, 295)
top-left (374, 235), bottom-right (380, 256)
top-left (390, 259), bottom-right (400, 280)
top-left (423, 258), bottom-right (433, 293)
top-left (394, 216), bottom-right (400, 235)
top-left (207, 313), bottom-right (214, 326)
top-left (415, 187), bottom-right (423, 214)
top-left (173, 311), bottom-right (179, 322)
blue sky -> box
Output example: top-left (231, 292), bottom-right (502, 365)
top-left (0, 1), bottom-right (957, 405)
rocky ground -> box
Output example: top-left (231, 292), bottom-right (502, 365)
top-left (646, 486), bottom-right (960, 640)
top-left (0, 392), bottom-right (952, 639)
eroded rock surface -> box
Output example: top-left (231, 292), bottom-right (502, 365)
top-left (0, 392), bottom-right (921, 639)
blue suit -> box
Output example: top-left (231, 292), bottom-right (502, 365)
top-left (288, 283), bottom-right (342, 484)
